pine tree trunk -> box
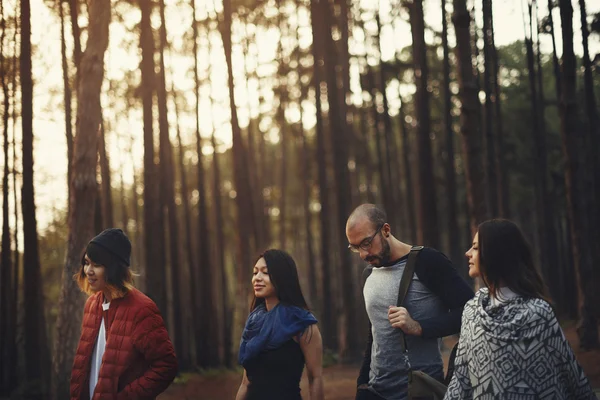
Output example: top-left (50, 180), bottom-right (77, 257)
top-left (398, 94), bottom-right (417, 243)
top-left (407, 0), bottom-right (439, 248)
top-left (534, 6), bottom-right (561, 313)
top-left (98, 120), bottom-right (113, 228)
top-left (0, 3), bottom-right (14, 391)
top-left (21, 0), bottom-right (50, 392)
top-left (451, 0), bottom-right (486, 235)
top-left (321, 0), bottom-right (358, 360)
top-left (51, 0), bottom-right (110, 398)
top-left (8, 21), bottom-right (19, 389)
top-left (482, 0), bottom-right (498, 217)
top-left (557, 0), bottom-right (598, 349)
top-left (69, 0), bottom-right (81, 70)
top-left (221, 0), bottom-right (258, 344)
top-left (203, 14), bottom-right (231, 367)
top-left (375, 13), bottom-right (398, 228)
top-left (441, 0), bottom-right (461, 266)
top-left (310, 0), bottom-right (336, 351)
top-left (59, 0), bottom-right (73, 201)
top-left (139, 0), bottom-right (168, 320)
top-left (190, 1), bottom-right (217, 368)
top-left (578, 0), bottom-right (600, 249)
top-left (156, 0), bottom-right (184, 365)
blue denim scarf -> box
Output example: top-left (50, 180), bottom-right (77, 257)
top-left (238, 302), bottom-right (317, 366)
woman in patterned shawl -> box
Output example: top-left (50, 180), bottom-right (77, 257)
top-left (444, 219), bottom-right (595, 400)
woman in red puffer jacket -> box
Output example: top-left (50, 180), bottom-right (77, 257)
top-left (70, 228), bottom-right (177, 400)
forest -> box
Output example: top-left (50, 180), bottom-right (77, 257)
top-left (0, 0), bottom-right (599, 398)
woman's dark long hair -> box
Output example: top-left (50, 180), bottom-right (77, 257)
top-left (478, 219), bottom-right (549, 301)
top-left (250, 249), bottom-right (310, 311)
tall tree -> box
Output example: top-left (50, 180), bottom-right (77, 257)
top-left (557, 0), bottom-right (598, 349)
top-left (482, 0), bottom-right (498, 216)
top-left (204, 15), bottom-right (231, 367)
top-left (59, 0), bottom-right (73, 200)
top-left (0, 0), bottom-right (14, 392)
top-left (139, 0), bottom-right (168, 319)
top-left (98, 120), bottom-right (113, 228)
top-left (157, 0), bottom-right (184, 364)
top-left (375, 9), bottom-right (398, 227)
top-left (524, 1), bottom-right (551, 289)
top-left (8, 13), bottom-right (18, 391)
top-left (407, 0), bottom-right (439, 248)
top-left (451, 0), bottom-right (486, 235)
top-left (295, 0), bottom-right (318, 311)
top-left (51, 0), bottom-right (111, 398)
top-left (578, 0), bottom-right (600, 231)
top-left (321, 0), bottom-right (358, 360)
top-left (490, 6), bottom-right (508, 217)
top-left (310, 0), bottom-right (335, 350)
top-left (21, 0), bottom-right (50, 391)
top-left (398, 93), bottom-right (417, 242)
top-left (276, 5), bottom-right (288, 249)
top-left (69, 0), bottom-right (81, 70)
top-left (533, 1), bottom-right (561, 312)
top-left (441, 0), bottom-right (461, 266)
top-left (191, 0), bottom-right (217, 368)
top-left (220, 0), bottom-right (258, 326)
top-left (172, 87), bottom-right (196, 369)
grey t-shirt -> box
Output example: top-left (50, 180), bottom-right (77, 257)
top-left (364, 258), bottom-right (445, 400)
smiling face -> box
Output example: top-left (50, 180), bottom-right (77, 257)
top-left (84, 254), bottom-right (108, 293)
top-left (252, 257), bottom-right (276, 299)
top-left (466, 232), bottom-right (481, 279)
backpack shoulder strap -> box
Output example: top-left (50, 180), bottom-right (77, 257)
top-left (397, 246), bottom-right (423, 353)
top-left (396, 246), bottom-right (423, 307)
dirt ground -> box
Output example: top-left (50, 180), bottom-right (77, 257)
top-left (158, 326), bottom-right (600, 400)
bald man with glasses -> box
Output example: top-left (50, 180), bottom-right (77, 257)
top-left (346, 204), bottom-right (474, 400)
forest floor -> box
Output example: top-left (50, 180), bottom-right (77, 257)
top-left (159, 325), bottom-right (600, 400)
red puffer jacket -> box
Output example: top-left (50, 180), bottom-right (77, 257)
top-left (70, 288), bottom-right (177, 400)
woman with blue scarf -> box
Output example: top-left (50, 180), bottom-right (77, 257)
top-left (236, 249), bottom-right (324, 400)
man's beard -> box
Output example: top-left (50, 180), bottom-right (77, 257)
top-left (365, 236), bottom-right (391, 266)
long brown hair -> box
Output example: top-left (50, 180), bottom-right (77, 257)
top-left (250, 249), bottom-right (310, 312)
top-left (477, 219), bottom-right (549, 302)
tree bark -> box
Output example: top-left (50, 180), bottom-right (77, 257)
top-left (8, 16), bottom-right (19, 390)
top-left (190, 1), bottom-right (217, 368)
top-left (310, 0), bottom-right (336, 351)
top-left (156, 0), bottom-right (184, 365)
top-left (21, 0), bottom-right (50, 393)
top-left (407, 0), bottom-right (439, 248)
top-left (321, 0), bottom-right (358, 361)
top-left (451, 0), bottom-right (486, 235)
top-left (578, 0), bottom-right (600, 245)
top-left (375, 12), bottom-right (398, 228)
top-left (203, 15), bottom-right (231, 367)
top-left (51, 0), bottom-right (110, 398)
top-left (557, 0), bottom-right (598, 349)
top-left (59, 0), bottom-right (73, 201)
top-left (98, 119), bottom-right (113, 228)
top-left (171, 87), bottom-right (195, 369)
top-left (220, 0), bottom-right (258, 340)
top-left (0, 2), bottom-right (14, 391)
top-left (441, 0), bottom-right (461, 266)
top-left (139, 0), bottom-right (168, 320)
top-left (482, 0), bottom-right (498, 217)
top-left (398, 93), bottom-right (417, 243)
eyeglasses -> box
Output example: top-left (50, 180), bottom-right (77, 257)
top-left (348, 225), bottom-right (383, 253)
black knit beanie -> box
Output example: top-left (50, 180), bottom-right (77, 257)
top-left (87, 228), bottom-right (131, 266)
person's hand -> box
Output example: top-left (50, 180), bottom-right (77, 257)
top-left (387, 306), bottom-right (422, 336)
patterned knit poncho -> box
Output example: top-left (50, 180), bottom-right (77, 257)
top-left (444, 288), bottom-right (595, 400)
